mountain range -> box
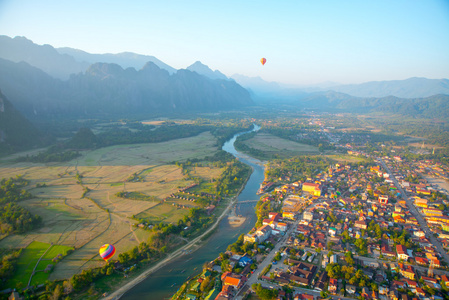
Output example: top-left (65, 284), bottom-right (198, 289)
top-left (0, 58), bottom-right (252, 119)
top-left (0, 34), bottom-right (448, 122)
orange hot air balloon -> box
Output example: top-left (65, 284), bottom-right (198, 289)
top-left (260, 58), bottom-right (266, 65)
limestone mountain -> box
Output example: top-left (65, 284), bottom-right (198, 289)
top-left (0, 35), bottom-right (89, 80)
top-left (0, 90), bottom-right (43, 154)
top-left (186, 61), bottom-right (228, 80)
top-left (57, 47), bottom-right (177, 74)
top-left (0, 58), bottom-right (253, 119)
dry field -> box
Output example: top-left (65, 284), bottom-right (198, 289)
top-left (243, 132), bottom-right (319, 157)
top-left (0, 132), bottom-right (221, 280)
top-left (326, 154), bottom-right (369, 164)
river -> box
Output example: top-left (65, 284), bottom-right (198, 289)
top-left (121, 125), bottom-right (264, 300)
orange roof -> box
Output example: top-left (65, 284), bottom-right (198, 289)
top-left (224, 276), bottom-right (241, 287)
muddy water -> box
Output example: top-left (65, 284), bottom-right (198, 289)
top-left (121, 126), bottom-right (263, 299)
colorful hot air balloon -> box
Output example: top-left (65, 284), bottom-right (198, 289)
top-left (99, 244), bottom-right (116, 262)
top-left (260, 58), bottom-right (266, 65)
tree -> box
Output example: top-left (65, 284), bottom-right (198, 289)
top-left (62, 280), bottom-right (73, 295)
top-left (200, 276), bottom-right (210, 292)
top-left (221, 259), bottom-right (231, 273)
top-left (52, 285), bottom-right (63, 300)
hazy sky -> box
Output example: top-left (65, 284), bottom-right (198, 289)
top-left (1, 0), bottom-right (449, 85)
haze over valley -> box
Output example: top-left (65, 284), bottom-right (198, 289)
top-left (0, 1), bottom-right (449, 300)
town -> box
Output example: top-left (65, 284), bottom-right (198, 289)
top-left (173, 117), bottom-right (449, 300)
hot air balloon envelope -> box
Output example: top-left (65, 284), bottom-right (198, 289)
top-left (260, 58), bottom-right (266, 65)
top-left (99, 244), bottom-right (116, 261)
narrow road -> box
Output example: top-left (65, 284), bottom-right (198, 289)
top-left (235, 218), bottom-right (300, 300)
top-left (28, 244), bottom-right (53, 287)
top-left (379, 159), bottom-right (449, 264)
top-left (104, 195), bottom-right (239, 300)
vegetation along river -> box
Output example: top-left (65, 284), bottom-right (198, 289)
top-left (121, 125), bottom-right (263, 299)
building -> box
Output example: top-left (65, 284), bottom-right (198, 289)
top-left (328, 278), bottom-right (338, 294)
top-left (243, 233), bottom-right (257, 243)
top-left (414, 197), bottom-right (428, 208)
top-left (396, 245), bottom-right (409, 261)
top-left (378, 195), bottom-right (389, 205)
top-left (283, 211), bottom-right (296, 220)
top-left (302, 182), bottom-right (321, 196)
top-left (303, 211), bottom-right (313, 221)
top-left (255, 225), bottom-right (272, 243)
top-left (423, 208), bottom-right (443, 217)
top-left (221, 272), bottom-right (246, 289)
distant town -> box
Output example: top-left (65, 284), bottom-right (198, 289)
top-left (174, 116), bottom-right (449, 300)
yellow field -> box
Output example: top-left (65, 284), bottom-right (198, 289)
top-left (0, 132), bottom-right (221, 280)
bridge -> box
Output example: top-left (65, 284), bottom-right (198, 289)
top-left (237, 200), bottom-right (259, 204)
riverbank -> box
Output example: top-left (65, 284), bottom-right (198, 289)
top-left (104, 172), bottom-right (252, 300)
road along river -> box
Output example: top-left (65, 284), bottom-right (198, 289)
top-left (120, 126), bottom-right (264, 300)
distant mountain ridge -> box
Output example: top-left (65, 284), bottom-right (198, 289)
top-left (186, 61), bottom-right (228, 80)
top-left (0, 35), bottom-right (178, 79)
top-left (297, 91), bottom-right (449, 119)
top-left (57, 47), bottom-right (177, 75)
top-left (0, 35), bottom-right (89, 80)
top-left (232, 74), bottom-right (449, 99)
top-left (0, 58), bottom-right (253, 119)
top-left (329, 77), bottom-right (449, 98)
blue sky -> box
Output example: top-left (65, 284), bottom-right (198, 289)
top-left (1, 0), bottom-right (448, 85)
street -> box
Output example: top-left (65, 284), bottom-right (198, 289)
top-left (379, 158), bottom-right (449, 264)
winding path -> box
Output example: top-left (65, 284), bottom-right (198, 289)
top-left (104, 193), bottom-right (239, 300)
top-left (27, 243), bottom-right (53, 287)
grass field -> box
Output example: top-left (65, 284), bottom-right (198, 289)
top-left (6, 241), bottom-right (51, 288)
top-left (0, 131), bottom-right (222, 284)
top-left (242, 132), bottom-right (319, 158)
top-left (325, 154), bottom-right (370, 164)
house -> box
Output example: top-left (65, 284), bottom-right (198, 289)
top-left (243, 233), bottom-right (257, 243)
top-left (303, 211), bottom-right (314, 221)
top-left (283, 211), bottom-right (296, 220)
top-left (269, 212), bottom-right (282, 221)
top-left (398, 264), bottom-right (415, 280)
top-left (354, 220), bottom-right (367, 230)
top-left (415, 257), bottom-right (428, 266)
top-left (378, 195), bottom-right (388, 205)
top-left (389, 290), bottom-right (399, 300)
top-left (415, 287), bottom-right (426, 297)
top-left (404, 279), bottom-right (417, 289)
top-left (346, 284), bottom-right (356, 294)
top-left (396, 245), bottom-right (409, 261)
top-left (328, 278), bottom-right (338, 294)
top-left (238, 255), bottom-right (252, 267)
top-left (441, 274), bottom-right (449, 287)
top-left (221, 272), bottom-right (246, 289)
top-left (256, 225), bottom-right (272, 242)
top-left (381, 244), bottom-right (395, 257)
top-left (379, 286), bottom-right (389, 295)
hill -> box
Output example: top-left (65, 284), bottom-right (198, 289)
top-left (0, 58), bottom-right (253, 119)
top-left (329, 77), bottom-right (449, 98)
top-left (0, 35), bottom-right (89, 80)
top-left (0, 90), bottom-right (43, 154)
top-left (0, 35), bottom-right (178, 79)
top-left (57, 47), bottom-right (177, 74)
top-left (298, 91), bottom-right (449, 119)
top-left (186, 61), bottom-right (228, 80)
